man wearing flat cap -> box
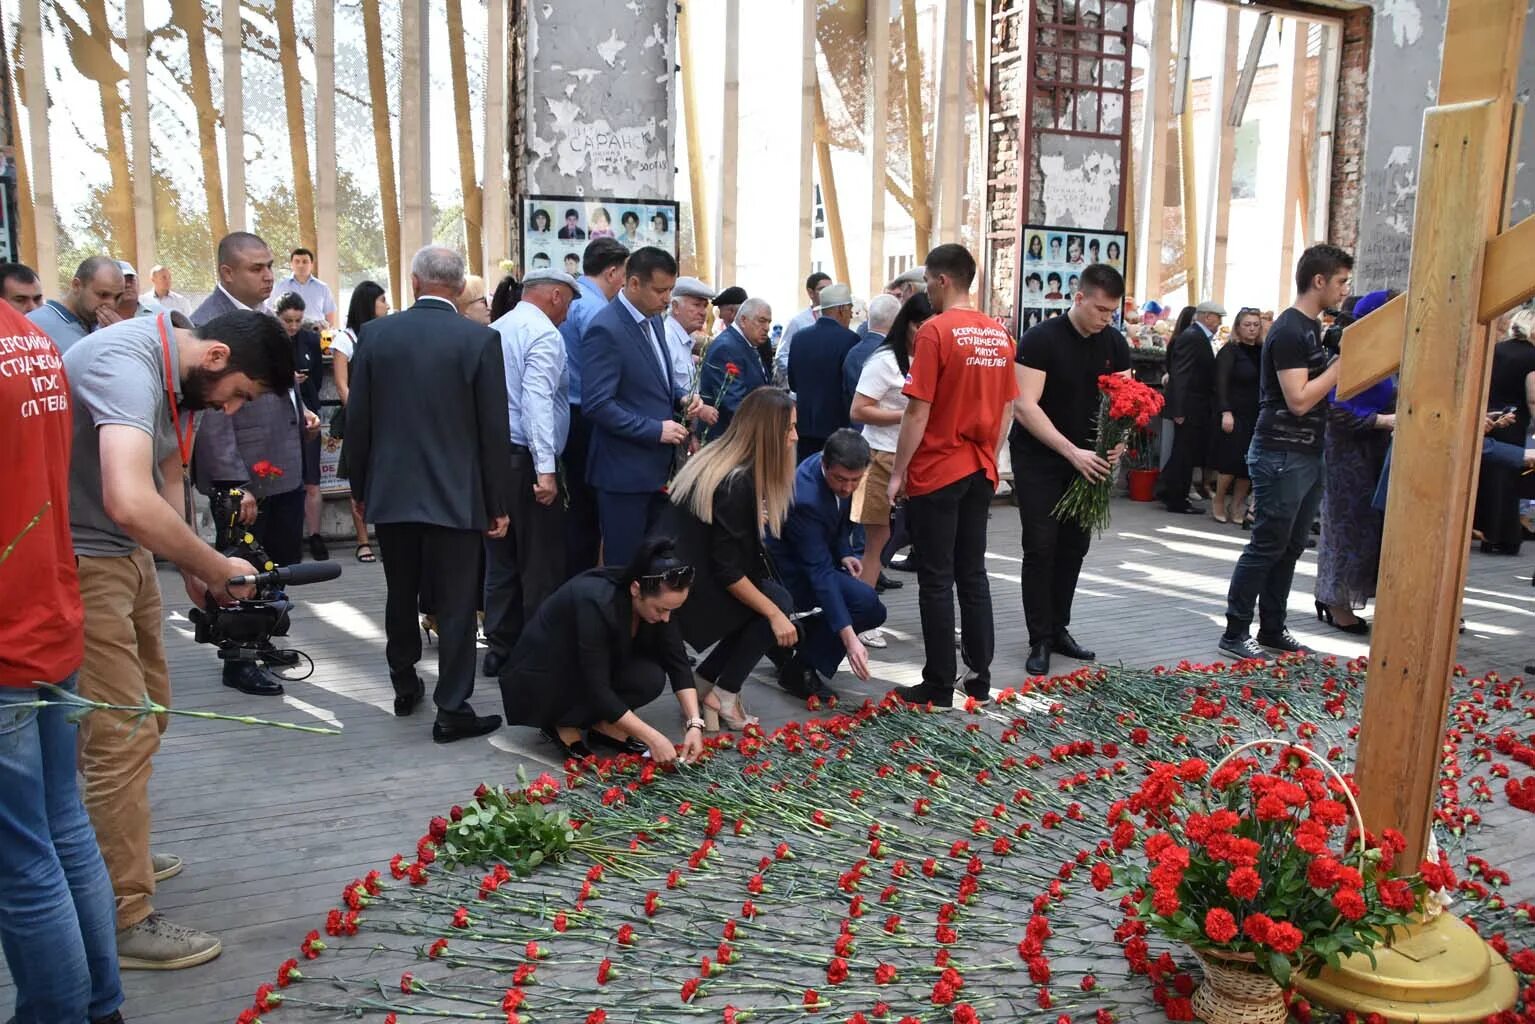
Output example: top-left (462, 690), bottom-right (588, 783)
top-left (482, 267), bottom-right (580, 676)
top-left (666, 276), bottom-right (721, 431)
top-left (1161, 299), bottom-right (1225, 514)
top-left (788, 283), bottom-right (860, 463)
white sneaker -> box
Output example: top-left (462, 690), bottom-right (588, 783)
top-left (859, 629), bottom-right (887, 649)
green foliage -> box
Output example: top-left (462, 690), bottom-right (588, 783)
top-left (436, 784), bottom-right (580, 875)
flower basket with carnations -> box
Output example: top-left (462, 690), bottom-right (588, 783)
top-left (1053, 374), bottom-right (1164, 534)
top-left (1115, 740), bottom-right (1432, 1024)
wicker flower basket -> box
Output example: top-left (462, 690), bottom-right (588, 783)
top-left (1191, 948), bottom-right (1288, 1024)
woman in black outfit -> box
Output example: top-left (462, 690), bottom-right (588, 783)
top-left (1210, 308), bottom-right (1263, 525)
top-left (1475, 310), bottom-right (1535, 554)
top-left (498, 537), bottom-right (705, 764)
top-left (275, 293), bottom-right (328, 559)
top-left (663, 388), bottom-right (800, 731)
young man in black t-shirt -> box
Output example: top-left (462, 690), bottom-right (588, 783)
top-left (1219, 244), bottom-right (1353, 660)
top-left (1010, 263), bottom-right (1131, 677)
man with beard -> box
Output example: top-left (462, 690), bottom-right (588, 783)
top-left (63, 307), bottom-right (293, 971)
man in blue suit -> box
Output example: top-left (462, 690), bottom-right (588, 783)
top-left (581, 246), bottom-right (702, 565)
top-left (788, 283), bottom-right (860, 463)
top-left (697, 296), bottom-right (771, 440)
top-left (766, 430), bottom-right (887, 700)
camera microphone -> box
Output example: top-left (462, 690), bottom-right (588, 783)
top-left (227, 561), bottom-right (343, 588)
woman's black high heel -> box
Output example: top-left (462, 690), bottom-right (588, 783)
top-left (1315, 601), bottom-right (1370, 635)
top-left (540, 728), bottom-right (594, 759)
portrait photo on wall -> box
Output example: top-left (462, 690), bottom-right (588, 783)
top-left (1016, 223), bottom-right (1129, 321)
top-left (524, 195), bottom-right (680, 274)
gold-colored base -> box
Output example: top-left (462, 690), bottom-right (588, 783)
top-left (1296, 913), bottom-right (1517, 1023)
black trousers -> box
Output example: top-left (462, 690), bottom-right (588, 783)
top-left (484, 446), bottom-right (567, 656)
top-left (905, 469), bottom-right (995, 688)
top-left (375, 523), bottom-right (484, 720)
top-left (563, 404), bottom-right (601, 575)
top-left (1159, 404), bottom-right (1211, 511)
top-left (696, 579), bottom-right (795, 693)
top-left (1012, 453), bottom-right (1092, 646)
top-left (250, 488), bottom-right (305, 568)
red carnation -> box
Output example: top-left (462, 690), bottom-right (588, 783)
top-left (597, 957), bottom-right (615, 984)
top-left (586, 1011), bottom-right (608, 1024)
top-left (875, 963), bottom-right (898, 984)
top-left (1266, 921), bottom-right (1304, 955)
top-left (680, 977), bottom-right (701, 1003)
top-left (826, 957), bottom-right (850, 984)
top-left (724, 362), bottom-right (741, 377)
top-left (616, 924), bottom-right (635, 945)
top-left (952, 1004), bottom-right (980, 1024)
top-left (1091, 862), bottom-right (1113, 891)
top-left (1203, 907), bottom-right (1238, 944)
top-left (1332, 888), bottom-right (1367, 921)
top-left (1227, 866), bottom-right (1262, 901)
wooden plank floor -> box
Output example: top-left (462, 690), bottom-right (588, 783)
top-left (5, 495), bottom-right (1535, 1022)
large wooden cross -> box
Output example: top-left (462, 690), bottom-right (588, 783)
top-left (1305, 0), bottom-right (1532, 1015)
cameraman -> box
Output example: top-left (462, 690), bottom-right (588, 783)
top-left (64, 307), bottom-right (292, 971)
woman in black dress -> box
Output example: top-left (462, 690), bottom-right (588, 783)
top-left (498, 537), bottom-right (705, 763)
top-left (663, 388), bottom-right (800, 731)
top-left (275, 293), bottom-right (328, 559)
top-left (1475, 310), bottom-right (1535, 553)
top-left (1210, 308), bottom-right (1263, 525)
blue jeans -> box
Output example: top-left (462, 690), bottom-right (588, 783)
top-left (1224, 444), bottom-right (1324, 636)
top-left (0, 676), bottom-right (124, 1023)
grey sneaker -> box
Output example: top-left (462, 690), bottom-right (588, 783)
top-left (151, 852), bottom-right (182, 882)
top-left (1255, 628), bottom-right (1310, 654)
top-left (117, 913), bottom-right (222, 970)
top-left (1218, 634), bottom-right (1267, 661)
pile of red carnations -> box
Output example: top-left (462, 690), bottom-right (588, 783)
top-left (233, 656), bottom-right (1535, 1024)
top-left (1052, 374), bottom-right (1165, 534)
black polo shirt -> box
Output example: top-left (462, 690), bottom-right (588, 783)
top-left (1009, 312), bottom-right (1131, 468)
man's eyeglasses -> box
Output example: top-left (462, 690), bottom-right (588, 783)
top-left (639, 565), bottom-right (695, 592)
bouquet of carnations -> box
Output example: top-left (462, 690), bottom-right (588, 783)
top-left (1051, 373), bottom-right (1164, 533)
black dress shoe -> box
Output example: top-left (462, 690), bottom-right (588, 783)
top-left (541, 727), bottom-right (595, 758)
top-left (307, 533), bottom-right (329, 561)
top-left (482, 649), bottom-right (507, 677)
top-left (222, 661), bottom-right (284, 696)
top-left (1165, 504), bottom-right (1204, 515)
top-left (887, 554), bottom-right (915, 572)
top-left (1025, 641), bottom-right (1051, 677)
top-left (893, 681), bottom-right (953, 708)
top-left (393, 678), bottom-right (425, 717)
top-left (433, 714), bottom-right (503, 744)
top-left (588, 730), bottom-right (647, 755)
top-left (875, 572), bottom-right (903, 592)
top-left (1050, 630), bottom-right (1096, 661)
top-left (776, 656), bottom-right (816, 699)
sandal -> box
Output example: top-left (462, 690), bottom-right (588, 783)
top-left (355, 544), bottom-right (377, 563)
top-left (693, 675), bottom-right (758, 733)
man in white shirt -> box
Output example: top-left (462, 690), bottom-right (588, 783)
top-left (269, 247), bottom-right (338, 327)
top-left (481, 268), bottom-right (578, 674)
top-left (663, 276), bottom-right (714, 392)
top-left (143, 264), bottom-right (193, 317)
top-left (774, 271), bottom-right (831, 386)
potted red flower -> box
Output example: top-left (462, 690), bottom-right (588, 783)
top-left (1114, 742), bottom-right (1433, 1023)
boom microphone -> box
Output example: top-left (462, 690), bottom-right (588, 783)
top-left (227, 561), bottom-right (343, 588)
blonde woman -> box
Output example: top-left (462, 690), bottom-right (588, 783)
top-left (457, 274), bottom-right (492, 325)
top-left (662, 388), bottom-right (800, 730)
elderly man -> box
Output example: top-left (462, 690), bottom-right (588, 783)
top-left (1160, 299), bottom-right (1225, 514)
top-left (144, 264), bottom-right (192, 317)
top-left (887, 266), bottom-right (926, 302)
top-left (712, 285), bottom-right (747, 334)
top-left (774, 271), bottom-right (831, 385)
top-left (697, 296), bottom-right (771, 440)
top-left (482, 268), bottom-right (578, 677)
top-left (27, 255), bottom-right (125, 353)
top-left (788, 282), bottom-right (860, 463)
top-left (843, 293), bottom-right (900, 412)
top-left (348, 245), bottom-right (513, 742)
top-left (114, 262), bottom-right (156, 321)
top-left (765, 429), bottom-right (887, 701)
top-left (664, 276), bottom-right (714, 392)
top-left (0, 261), bottom-right (44, 314)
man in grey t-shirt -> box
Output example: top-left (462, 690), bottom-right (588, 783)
top-left (62, 308), bottom-right (293, 971)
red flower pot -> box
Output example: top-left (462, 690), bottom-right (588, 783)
top-left (1127, 468), bottom-right (1159, 502)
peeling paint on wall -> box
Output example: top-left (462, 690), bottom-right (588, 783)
top-left (524, 0), bottom-right (674, 199)
top-left (1034, 135), bottom-right (1121, 230)
top-left (1379, 0), bottom-right (1424, 47)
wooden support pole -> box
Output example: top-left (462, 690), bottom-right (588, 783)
top-left (798, 0), bottom-right (815, 287)
top-left (446, 0), bottom-right (483, 276)
top-left (868, 0), bottom-right (890, 295)
top-left (1275, 22), bottom-right (1305, 307)
top-left (483, 0), bottom-right (508, 275)
top-left (900, 0), bottom-right (932, 257)
top-left (720, 0), bottom-right (740, 285)
top-left (316, 0), bottom-right (337, 291)
top-left (1176, 0), bottom-right (1199, 301)
top-left (1136, 0), bottom-right (1171, 300)
top-left (126, 0), bottom-right (155, 282)
top-left (1207, 9), bottom-right (1238, 302)
top-left (934, 0), bottom-right (966, 240)
top-left (1311, 23), bottom-right (1340, 242)
top-left (222, 0), bottom-right (245, 230)
top-left (814, 81), bottom-right (851, 286)
top-left (679, 0), bottom-right (711, 281)
top-left (400, 0), bottom-right (430, 257)
top-left (19, 0), bottom-right (53, 288)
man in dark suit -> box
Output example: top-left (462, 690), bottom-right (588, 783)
top-left (190, 231), bottom-right (320, 696)
top-left (697, 296), bottom-right (770, 440)
top-left (788, 283), bottom-right (860, 463)
top-left (347, 245), bottom-right (514, 743)
top-left (765, 430), bottom-right (887, 701)
top-left (581, 246), bottom-right (702, 565)
top-left (1161, 300), bottom-right (1224, 514)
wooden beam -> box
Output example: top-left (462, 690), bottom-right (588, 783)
top-left (934, 0), bottom-right (966, 240)
top-left (798, 0), bottom-right (815, 286)
top-left (868, 0), bottom-right (890, 295)
top-left (679, 0), bottom-right (711, 281)
top-left (1229, 11), bottom-right (1270, 126)
top-left (400, 0), bottom-right (429, 257)
top-left (1176, 0), bottom-right (1198, 301)
top-left (19, 0), bottom-right (54, 288)
top-left (1336, 294), bottom-right (1407, 399)
top-left (1481, 212), bottom-right (1535, 318)
top-left (126, 0), bottom-right (155, 281)
top-left (720, 0), bottom-right (740, 285)
top-left (222, 0), bottom-right (245, 230)
top-left (316, 0), bottom-right (337, 291)
top-left (900, 0), bottom-right (932, 257)
top-left (1310, 23), bottom-right (1340, 241)
top-left (1275, 23), bottom-right (1306, 306)
top-left (1136, 0), bottom-right (1171, 299)
top-left (483, 0), bottom-right (508, 275)
top-left (1207, 8), bottom-right (1238, 301)
top-left (1354, 98), bottom-right (1506, 871)
top-left (814, 81), bottom-right (850, 285)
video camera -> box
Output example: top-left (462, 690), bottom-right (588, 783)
top-left (1321, 307), bottom-right (1357, 356)
top-left (188, 486), bottom-right (340, 678)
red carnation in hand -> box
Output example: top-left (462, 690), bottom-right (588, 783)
top-left (251, 459), bottom-right (284, 479)
top-left (724, 362), bottom-right (741, 377)
top-left (1203, 907), bottom-right (1238, 944)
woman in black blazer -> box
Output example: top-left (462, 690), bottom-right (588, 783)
top-left (498, 538), bottom-right (704, 763)
top-left (663, 388), bottom-right (800, 732)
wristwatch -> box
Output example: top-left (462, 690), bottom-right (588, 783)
top-left (684, 717), bottom-right (707, 732)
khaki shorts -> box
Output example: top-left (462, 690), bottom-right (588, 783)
top-left (852, 450), bottom-right (896, 525)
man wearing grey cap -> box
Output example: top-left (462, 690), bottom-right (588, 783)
top-left (666, 276), bottom-right (721, 431)
top-left (1160, 299), bottom-right (1224, 514)
top-left (113, 261), bottom-right (156, 322)
top-left (788, 283), bottom-right (860, 463)
top-left (482, 268), bottom-right (579, 675)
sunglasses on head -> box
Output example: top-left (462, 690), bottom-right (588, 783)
top-left (638, 565), bottom-right (695, 592)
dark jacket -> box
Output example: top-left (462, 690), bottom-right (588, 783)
top-left (842, 331), bottom-right (886, 413)
top-left (663, 468), bottom-right (768, 648)
top-left (697, 326), bottom-right (769, 440)
top-left (583, 295), bottom-right (686, 493)
top-left (1164, 325), bottom-right (1217, 421)
top-left (499, 569), bottom-right (694, 727)
top-left (189, 291), bottom-right (305, 498)
top-left (293, 328), bottom-right (324, 413)
top-left (345, 297), bottom-right (513, 529)
top-left (788, 317), bottom-right (860, 439)
top-left (764, 452), bottom-right (857, 634)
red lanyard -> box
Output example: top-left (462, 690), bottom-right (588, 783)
top-left (157, 313), bottom-right (196, 470)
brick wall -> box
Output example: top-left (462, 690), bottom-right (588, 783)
top-left (1329, 7), bottom-right (1370, 256)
